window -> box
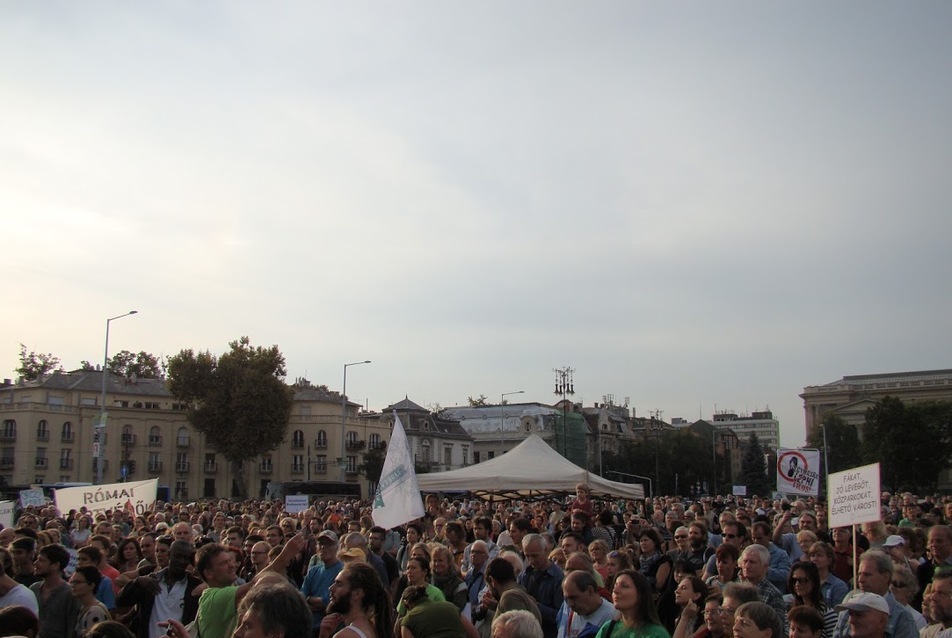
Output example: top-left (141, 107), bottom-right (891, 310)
top-left (36, 448), bottom-right (47, 468)
top-left (149, 426), bottom-right (161, 446)
top-left (60, 448), bottom-right (72, 469)
top-left (473, 451), bottom-right (480, 464)
top-left (346, 456), bottom-right (357, 473)
top-left (143, 402), bottom-right (160, 409)
top-left (292, 455), bottom-right (304, 472)
top-left (300, 405), bottom-right (312, 417)
top-left (346, 431), bottom-right (358, 446)
top-left (148, 452), bottom-right (161, 472)
top-left (462, 446), bottom-right (469, 465)
top-left (444, 445), bottom-right (452, 466)
top-left (205, 453), bottom-right (217, 471)
top-left (204, 478), bottom-right (216, 498)
top-left (488, 451), bottom-right (495, 460)
top-left (37, 420), bottom-right (49, 440)
top-left (175, 480), bottom-right (188, 500)
top-left (315, 454), bottom-right (327, 472)
top-left (1, 420), bottom-right (16, 439)
top-left (81, 397), bottom-right (96, 406)
top-left (260, 455), bottom-right (273, 472)
top-left (1, 447), bottom-right (14, 468)
top-left (176, 452), bottom-right (189, 472)
top-left (316, 430), bottom-right (327, 448)
top-left (421, 440), bottom-right (431, 463)
top-left (369, 433), bottom-right (381, 450)
top-left (292, 430), bottom-right (304, 448)
top-left (176, 427), bottom-right (189, 446)
top-left (122, 425), bottom-right (135, 445)
top-left (61, 421), bottom-right (73, 442)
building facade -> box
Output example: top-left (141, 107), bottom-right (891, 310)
top-left (709, 410), bottom-right (780, 451)
top-left (800, 369), bottom-right (952, 443)
top-left (364, 398), bottom-right (474, 472)
top-left (0, 371), bottom-right (390, 500)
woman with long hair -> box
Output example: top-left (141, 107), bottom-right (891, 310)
top-left (113, 539), bottom-right (142, 575)
top-left (71, 516), bottom-right (93, 548)
top-left (595, 569), bottom-right (669, 638)
top-left (396, 556), bottom-right (444, 618)
top-left (704, 545), bottom-right (740, 592)
top-left (590, 540), bottom-right (612, 585)
top-left (638, 529), bottom-right (675, 632)
top-left (430, 545), bottom-right (468, 612)
top-left (71, 565), bottom-right (110, 637)
top-left (607, 550), bottom-right (634, 595)
top-left (673, 576), bottom-right (708, 636)
top-left (786, 562), bottom-right (836, 638)
top-left (397, 524), bottom-right (424, 572)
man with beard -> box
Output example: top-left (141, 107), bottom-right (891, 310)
top-left (319, 562), bottom-right (394, 638)
top-left (682, 522), bottom-right (714, 576)
top-left (302, 531), bottom-right (344, 633)
top-left (476, 557), bottom-right (542, 628)
top-left (29, 544), bottom-right (77, 638)
top-left (117, 540), bottom-right (201, 638)
top-left (921, 570), bottom-right (952, 638)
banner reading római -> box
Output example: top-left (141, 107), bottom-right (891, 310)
top-left (776, 448), bottom-right (821, 496)
top-left (54, 479), bottom-right (158, 517)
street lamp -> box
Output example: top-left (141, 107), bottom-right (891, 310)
top-left (97, 310), bottom-right (138, 485)
top-left (499, 390), bottom-right (524, 450)
top-left (340, 360), bottom-right (371, 482)
top-left (820, 421), bottom-right (830, 498)
top-left (553, 367), bottom-right (575, 455)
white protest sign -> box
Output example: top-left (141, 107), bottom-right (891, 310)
top-left (20, 489), bottom-right (46, 508)
top-left (828, 463), bottom-right (881, 528)
top-left (776, 448), bottom-right (821, 496)
top-left (285, 495), bottom-right (309, 514)
top-left (733, 485), bottom-right (747, 496)
top-left (0, 500), bottom-right (14, 528)
top-left (54, 478), bottom-right (158, 517)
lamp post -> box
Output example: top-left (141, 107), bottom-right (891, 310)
top-left (97, 310), bottom-right (138, 485)
top-left (820, 421), bottom-right (830, 499)
top-left (553, 367), bottom-right (574, 455)
top-left (499, 390), bottom-right (524, 451)
top-left (340, 360), bottom-right (371, 482)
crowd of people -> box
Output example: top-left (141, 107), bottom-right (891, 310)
top-left (1, 484), bottom-right (952, 638)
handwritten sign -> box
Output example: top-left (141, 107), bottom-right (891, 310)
top-left (828, 463), bottom-right (881, 528)
top-left (20, 489), bottom-right (46, 508)
top-left (776, 449), bottom-right (821, 496)
top-left (285, 495), bottom-right (309, 514)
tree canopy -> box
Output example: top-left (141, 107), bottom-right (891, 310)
top-left (166, 336), bottom-right (294, 498)
top-left (467, 394), bottom-right (488, 406)
top-left (739, 433), bottom-right (771, 496)
top-left (15, 344), bottom-right (63, 381)
top-left (806, 413), bottom-right (862, 477)
top-left (108, 350), bottom-right (163, 379)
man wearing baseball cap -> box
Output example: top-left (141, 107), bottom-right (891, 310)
top-left (831, 550), bottom-right (917, 638)
top-left (302, 530), bottom-right (343, 632)
top-left (835, 592), bottom-right (889, 638)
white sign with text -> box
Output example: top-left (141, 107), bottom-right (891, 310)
top-left (828, 463), bottom-right (881, 528)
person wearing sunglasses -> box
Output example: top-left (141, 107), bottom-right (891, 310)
top-left (786, 561), bottom-right (836, 638)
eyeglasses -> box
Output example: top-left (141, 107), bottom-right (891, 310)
top-left (704, 609), bottom-right (731, 617)
top-left (791, 577), bottom-right (810, 585)
top-left (891, 581), bottom-right (907, 588)
top-left (724, 534), bottom-right (740, 539)
top-left (70, 579), bottom-right (89, 585)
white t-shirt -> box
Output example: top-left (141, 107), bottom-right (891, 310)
top-left (0, 582), bottom-right (40, 614)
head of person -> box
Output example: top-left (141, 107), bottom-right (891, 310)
top-left (509, 518), bottom-right (533, 545)
top-left (368, 526), bottom-right (387, 554)
top-left (715, 543), bottom-right (741, 582)
top-left (154, 535), bottom-right (173, 569)
top-left (70, 565), bottom-right (104, 597)
top-left (607, 549), bottom-right (632, 578)
top-left (788, 605), bottom-right (825, 638)
top-left (10, 537), bottom-right (36, 568)
top-left (722, 521), bottom-right (748, 548)
top-left (611, 569), bottom-right (662, 625)
top-left (562, 570), bottom-right (603, 616)
top-left (327, 562), bottom-right (394, 638)
top-left (889, 564), bottom-right (918, 606)
top-left (471, 540), bottom-right (491, 570)
top-left (639, 528), bottom-right (664, 556)
top-left (118, 538), bottom-right (142, 564)
top-left (34, 543), bottom-right (70, 579)
top-left (76, 545), bottom-right (102, 570)
top-left (81, 621), bottom-right (136, 638)
top-left (0, 604), bottom-right (39, 638)
top-left (721, 583), bottom-right (762, 623)
top-left (233, 582), bottom-right (311, 638)
top-left (732, 601), bottom-right (783, 638)
top-left (431, 545), bottom-right (458, 577)
top-left (265, 525), bottom-right (284, 547)
top-left (857, 550), bottom-right (892, 596)
top-left (702, 593), bottom-right (729, 638)
top-left (788, 560), bottom-right (822, 607)
top-left (445, 521), bottom-right (465, 545)
top-left (522, 534), bottom-right (550, 571)
top-left (486, 557), bottom-right (518, 597)
top-left (928, 570), bottom-right (952, 627)
top-left (405, 555), bottom-right (431, 586)
top-left (675, 575), bottom-right (708, 608)
top-left (405, 522), bottom-right (422, 544)
top-left (492, 609), bottom-right (544, 638)
top-left (739, 545), bottom-right (770, 585)
top-left (750, 522), bottom-right (772, 549)
top-left (559, 531), bottom-right (586, 556)
top-left (168, 540), bottom-right (195, 581)
top-left (673, 526), bottom-right (690, 549)
top-left (929, 526), bottom-right (952, 563)
top-left (172, 522), bottom-right (193, 543)
top-left (196, 543), bottom-right (237, 587)
top-left (835, 592), bottom-right (890, 638)
top-left (689, 521), bottom-right (709, 551)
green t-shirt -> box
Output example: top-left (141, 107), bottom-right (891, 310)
top-left (594, 620), bottom-right (670, 638)
top-left (198, 585), bottom-right (238, 638)
top-left (397, 584), bottom-right (446, 617)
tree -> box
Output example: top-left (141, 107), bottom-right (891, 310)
top-left (467, 394), bottom-right (488, 406)
top-left (15, 344), bottom-right (63, 381)
top-left (738, 433), bottom-right (771, 496)
top-left (360, 442), bottom-right (387, 491)
top-left (862, 396), bottom-right (952, 492)
top-left (166, 336), bottom-right (294, 499)
top-left (108, 350), bottom-right (162, 379)
top-left (806, 413), bottom-right (862, 477)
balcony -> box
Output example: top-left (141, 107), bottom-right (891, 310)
top-left (35, 457), bottom-right (48, 469)
top-left (175, 461), bottom-right (190, 473)
top-left (122, 433), bottom-right (137, 445)
top-left (290, 464), bottom-right (305, 474)
top-left (0, 431), bottom-right (16, 442)
top-left (314, 439), bottom-right (328, 449)
top-left (58, 458), bottom-right (73, 470)
top-left (176, 437), bottom-right (190, 448)
top-left (204, 462), bottom-right (218, 473)
top-left (61, 432), bottom-right (74, 443)
top-left (148, 435), bottom-right (162, 447)
top-left (0, 458), bottom-right (14, 468)
top-left (314, 464), bottom-right (327, 474)
top-left (148, 461), bottom-right (163, 473)
top-left (37, 430), bottom-right (50, 442)
top-left (345, 439), bottom-right (365, 451)
top-left (291, 440), bottom-right (304, 450)
top-left (345, 467), bottom-right (360, 477)
top-left (259, 462), bottom-right (272, 474)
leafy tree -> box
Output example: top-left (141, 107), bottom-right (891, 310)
top-left (467, 394), bottom-right (488, 407)
top-left (166, 336), bottom-right (294, 499)
top-left (80, 360), bottom-right (96, 371)
top-left (108, 350), bottom-right (162, 379)
top-left (806, 413), bottom-right (862, 477)
top-left (862, 397), bottom-right (952, 493)
top-left (738, 433), bottom-right (771, 496)
top-left (15, 344), bottom-right (63, 381)
top-left (360, 442), bottom-right (387, 490)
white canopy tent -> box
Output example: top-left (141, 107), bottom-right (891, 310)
top-left (416, 434), bottom-right (645, 501)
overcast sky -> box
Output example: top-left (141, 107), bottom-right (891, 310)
top-left (3, 2), bottom-right (951, 449)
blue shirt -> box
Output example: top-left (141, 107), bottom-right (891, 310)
top-left (301, 560), bottom-right (344, 629)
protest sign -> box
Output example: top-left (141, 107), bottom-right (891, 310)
top-left (20, 489), bottom-right (46, 508)
top-left (54, 478), bottom-right (158, 516)
top-left (0, 500), bottom-right (14, 528)
top-left (285, 494), bottom-right (309, 514)
top-left (828, 463), bottom-right (881, 528)
top-left (776, 448), bottom-right (821, 496)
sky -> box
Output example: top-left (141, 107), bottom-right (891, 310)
top-left (3, 2), bottom-right (951, 449)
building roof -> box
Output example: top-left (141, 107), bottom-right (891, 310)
top-left (808, 369), bottom-right (952, 390)
top-left (5, 370), bottom-right (172, 397)
top-left (385, 397), bottom-right (428, 412)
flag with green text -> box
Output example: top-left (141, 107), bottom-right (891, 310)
top-left (372, 412), bottom-right (425, 529)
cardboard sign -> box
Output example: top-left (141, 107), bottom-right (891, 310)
top-left (285, 494), bottom-right (309, 514)
top-left (732, 485), bottom-right (747, 496)
top-left (828, 463), bottom-right (881, 528)
top-left (19, 489), bottom-right (46, 508)
top-left (776, 448), bottom-right (821, 496)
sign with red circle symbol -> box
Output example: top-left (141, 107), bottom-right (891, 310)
top-left (776, 448), bottom-right (821, 496)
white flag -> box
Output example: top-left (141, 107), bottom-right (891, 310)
top-left (372, 412), bottom-right (425, 529)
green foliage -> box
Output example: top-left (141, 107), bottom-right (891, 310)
top-left (360, 443), bottom-right (387, 486)
top-left (15, 344), bottom-right (63, 381)
top-left (468, 394), bottom-right (488, 406)
top-left (739, 433), bottom-right (771, 496)
top-left (108, 350), bottom-right (162, 379)
top-left (861, 396), bottom-right (952, 493)
top-left (601, 428), bottom-right (716, 496)
top-left (806, 414), bottom-right (862, 476)
top-left (166, 336), bottom-right (294, 499)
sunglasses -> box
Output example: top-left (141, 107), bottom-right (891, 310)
top-left (791, 577), bottom-right (811, 585)
top-left (675, 535), bottom-right (688, 540)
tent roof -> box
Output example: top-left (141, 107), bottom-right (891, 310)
top-left (416, 434), bottom-right (645, 501)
